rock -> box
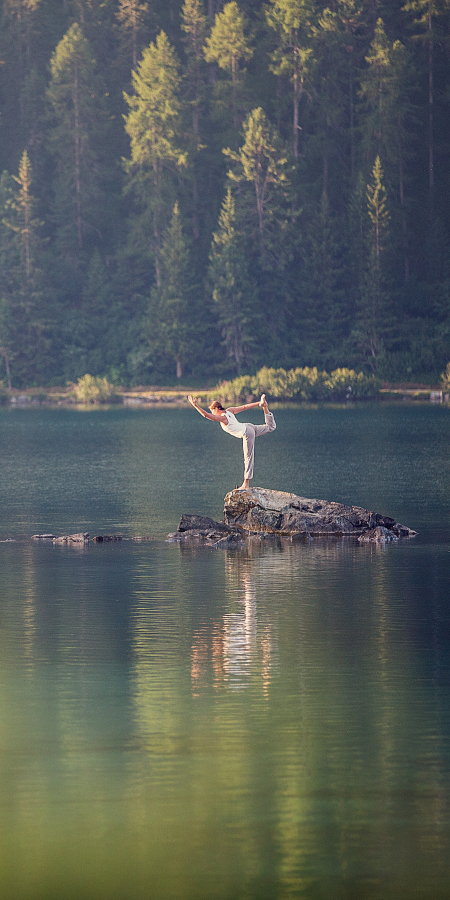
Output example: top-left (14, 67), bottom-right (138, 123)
top-left (178, 514), bottom-right (231, 534)
top-left (358, 526), bottom-right (399, 543)
top-left (33, 534), bottom-right (57, 539)
top-left (53, 532), bottom-right (90, 544)
top-left (172, 514), bottom-right (242, 546)
top-left (223, 487), bottom-right (416, 540)
top-left (93, 535), bottom-right (122, 542)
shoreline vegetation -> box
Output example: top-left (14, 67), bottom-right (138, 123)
top-left (1, 367), bottom-right (449, 407)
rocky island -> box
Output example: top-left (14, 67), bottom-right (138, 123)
top-left (169, 487), bottom-right (417, 548)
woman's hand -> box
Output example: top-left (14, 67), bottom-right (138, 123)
top-left (187, 394), bottom-right (198, 408)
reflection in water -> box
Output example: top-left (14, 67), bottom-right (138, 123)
top-left (1, 530), bottom-right (450, 899)
top-left (189, 548), bottom-right (279, 696)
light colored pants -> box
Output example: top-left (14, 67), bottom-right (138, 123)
top-left (242, 411), bottom-right (276, 480)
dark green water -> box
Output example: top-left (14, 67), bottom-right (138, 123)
top-left (0, 404), bottom-right (449, 900)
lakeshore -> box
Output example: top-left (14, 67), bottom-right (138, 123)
top-left (2, 381), bottom-right (449, 407)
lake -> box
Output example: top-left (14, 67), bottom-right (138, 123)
top-left (0, 403), bottom-right (449, 900)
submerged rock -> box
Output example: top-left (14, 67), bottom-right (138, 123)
top-left (358, 526), bottom-right (399, 543)
top-left (223, 488), bottom-right (416, 540)
top-left (53, 532), bottom-right (90, 544)
top-left (170, 514), bottom-right (243, 547)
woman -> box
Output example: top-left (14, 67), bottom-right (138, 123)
top-left (188, 393), bottom-right (276, 491)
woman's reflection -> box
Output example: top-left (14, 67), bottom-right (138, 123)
top-left (190, 554), bottom-right (277, 697)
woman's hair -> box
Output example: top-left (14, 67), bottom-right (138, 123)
top-left (209, 400), bottom-right (225, 412)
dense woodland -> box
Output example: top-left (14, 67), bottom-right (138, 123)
top-left (0, 0), bottom-right (450, 387)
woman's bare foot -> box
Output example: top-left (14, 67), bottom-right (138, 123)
top-left (259, 393), bottom-right (269, 413)
top-left (237, 480), bottom-right (250, 491)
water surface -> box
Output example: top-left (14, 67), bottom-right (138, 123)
top-left (0, 404), bottom-right (449, 899)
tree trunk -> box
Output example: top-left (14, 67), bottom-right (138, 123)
top-left (399, 148), bottom-right (409, 281)
top-left (350, 76), bottom-right (354, 179)
top-left (1, 350), bottom-right (12, 390)
top-left (176, 357), bottom-right (182, 378)
top-left (293, 62), bottom-right (299, 159)
top-left (428, 11), bottom-right (434, 197)
top-left (323, 151), bottom-right (328, 199)
top-left (73, 60), bottom-right (83, 249)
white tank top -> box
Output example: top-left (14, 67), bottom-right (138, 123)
top-left (220, 409), bottom-right (246, 438)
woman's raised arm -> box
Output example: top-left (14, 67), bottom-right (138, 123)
top-left (187, 395), bottom-right (227, 423)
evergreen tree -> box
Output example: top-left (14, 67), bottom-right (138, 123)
top-left (182, 0), bottom-right (208, 138)
top-left (0, 154), bottom-right (52, 385)
top-left (309, 0), bottom-right (363, 198)
top-left (266, 0), bottom-right (315, 159)
top-left (203, 1), bottom-right (253, 135)
top-left (116, 0), bottom-right (150, 71)
top-left (3, 150), bottom-right (43, 283)
top-left (181, 0), bottom-right (208, 240)
top-left (3, 0), bottom-right (42, 66)
top-left (64, 249), bottom-right (113, 378)
top-left (359, 19), bottom-right (416, 280)
top-left (224, 107), bottom-right (289, 263)
top-left (301, 191), bottom-right (346, 365)
top-left (123, 31), bottom-right (187, 287)
top-left (352, 155), bottom-right (391, 367)
top-left (148, 202), bottom-right (194, 378)
top-left (402, 0), bottom-right (448, 199)
top-left (208, 187), bottom-right (259, 373)
top-left (0, 0), bottom-right (46, 168)
top-left (47, 22), bottom-right (109, 258)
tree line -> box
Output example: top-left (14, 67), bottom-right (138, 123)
top-left (0, 0), bottom-right (449, 388)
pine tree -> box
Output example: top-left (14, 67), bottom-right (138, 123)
top-left (208, 187), bottom-right (259, 373)
top-left (124, 31), bottom-right (187, 287)
top-left (182, 0), bottom-right (208, 138)
top-left (266, 0), bottom-right (315, 159)
top-left (3, 0), bottom-right (41, 64)
top-left (3, 150), bottom-right (43, 283)
top-left (309, 0), bottom-right (363, 197)
top-left (359, 20), bottom-right (416, 280)
top-left (352, 156), bottom-right (391, 367)
top-left (224, 107), bottom-right (289, 263)
top-left (203, 1), bottom-right (253, 134)
top-left (116, 0), bottom-right (150, 71)
top-left (148, 202), bottom-right (194, 379)
top-left (0, 0), bottom-right (46, 167)
top-left (402, 0), bottom-right (449, 200)
top-left (301, 191), bottom-right (346, 365)
top-left (0, 154), bottom-right (51, 386)
top-left (47, 22), bottom-right (109, 257)
top-left (181, 0), bottom-right (208, 240)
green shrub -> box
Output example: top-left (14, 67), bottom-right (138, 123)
top-left (441, 362), bottom-right (450, 391)
top-left (215, 366), bottom-right (380, 404)
top-left (324, 368), bottom-right (381, 400)
top-left (73, 374), bottom-right (118, 403)
top-left (216, 376), bottom-right (255, 404)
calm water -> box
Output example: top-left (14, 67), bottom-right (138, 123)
top-left (0, 403), bottom-right (449, 900)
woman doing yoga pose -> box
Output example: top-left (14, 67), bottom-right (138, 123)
top-left (187, 393), bottom-right (276, 491)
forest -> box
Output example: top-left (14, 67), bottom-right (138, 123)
top-left (0, 0), bottom-right (449, 388)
